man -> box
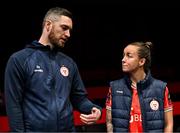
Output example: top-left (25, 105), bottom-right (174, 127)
top-left (5, 7), bottom-right (101, 132)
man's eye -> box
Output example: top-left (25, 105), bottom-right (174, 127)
top-left (61, 25), bottom-right (69, 31)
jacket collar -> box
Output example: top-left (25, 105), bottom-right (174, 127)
top-left (26, 40), bottom-right (63, 52)
top-left (125, 71), bottom-right (153, 90)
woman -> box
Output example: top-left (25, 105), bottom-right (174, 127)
top-left (106, 41), bottom-right (173, 132)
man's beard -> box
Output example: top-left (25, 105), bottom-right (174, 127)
top-left (49, 29), bottom-right (65, 48)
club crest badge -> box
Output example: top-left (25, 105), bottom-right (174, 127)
top-left (60, 66), bottom-right (69, 77)
top-left (150, 99), bottom-right (159, 111)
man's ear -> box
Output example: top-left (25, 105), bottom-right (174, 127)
top-left (139, 58), bottom-right (146, 67)
top-left (46, 20), bottom-right (52, 32)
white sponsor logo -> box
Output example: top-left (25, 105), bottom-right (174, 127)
top-left (129, 114), bottom-right (142, 123)
top-left (116, 90), bottom-right (123, 94)
top-left (34, 65), bottom-right (43, 72)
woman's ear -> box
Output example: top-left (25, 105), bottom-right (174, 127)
top-left (139, 58), bottom-right (146, 67)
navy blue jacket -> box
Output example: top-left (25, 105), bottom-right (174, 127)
top-left (110, 72), bottom-right (166, 132)
top-left (5, 41), bottom-right (101, 132)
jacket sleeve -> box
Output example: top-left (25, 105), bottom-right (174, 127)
top-left (4, 55), bottom-right (25, 131)
top-left (70, 63), bottom-right (102, 114)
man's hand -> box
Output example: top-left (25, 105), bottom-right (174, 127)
top-left (80, 107), bottom-right (101, 125)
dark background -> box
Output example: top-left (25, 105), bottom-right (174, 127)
top-left (0, 1), bottom-right (180, 131)
top-left (1, 0), bottom-right (180, 92)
